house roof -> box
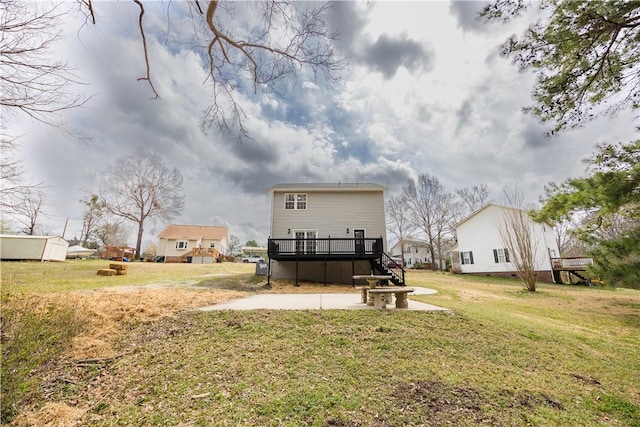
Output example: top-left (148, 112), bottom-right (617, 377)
top-left (269, 182), bottom-right (386, 192)
top-left (390, 239), bottom-right (431, 250)
top-left (454, 203), bottom-right (551, 229)
top-left (158, 225), bottom-right (228, 240)
top-left (0, 234), bottom-right (65, 240)
top-left (454, 204), bottom-right (516, 228)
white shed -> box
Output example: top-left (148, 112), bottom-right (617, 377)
top-left (0, 235), bottom-right (69, 262)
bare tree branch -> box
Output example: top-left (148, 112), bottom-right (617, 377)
top-left (78, 0), bottom-right (344, 138)
top-left (132, 0), bottom-right (160, 99)
top-left (1, 0), bottom-right (85, 127)
top-left (498, 190), bottom-right (540, 291)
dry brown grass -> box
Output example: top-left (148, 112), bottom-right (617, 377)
top-left (10, 287), bottom-right (246, 362)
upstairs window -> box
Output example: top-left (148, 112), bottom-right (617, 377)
top-left (284, 193), bottom-right (307, 210)
top-left (175, 240), bottom-right (188, 250)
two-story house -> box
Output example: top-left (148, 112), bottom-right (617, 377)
top-left (390, 240), bottom-right (434, 269)
top-left (157, 224), bottom-right (228, 263)
top-left (266, 183), bottom-right (405, 285)
top-left (451, 204), bottom-right (560, 282)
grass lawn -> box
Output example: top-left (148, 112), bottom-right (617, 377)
top-left (1, 259), bottom-right (255, 293)
top-left (1, 262), bottom-right (639, 426)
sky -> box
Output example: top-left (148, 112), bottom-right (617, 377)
top-left (9, 0), bottom-right (639, 250)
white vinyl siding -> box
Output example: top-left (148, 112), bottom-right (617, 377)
top-left (455, 204), bottom-right (560, 274)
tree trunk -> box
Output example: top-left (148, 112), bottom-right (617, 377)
top-left (135, 221), bottom-right (144, 261)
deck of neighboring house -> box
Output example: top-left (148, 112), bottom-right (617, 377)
top-left (267, 237), bottom-right (405, 286)
top-left (551, 257), bottom-right (595, 284)
top-left (101, 245), bottom-right (136, 262)
top-left (179, 247), bottom-right (221, 264)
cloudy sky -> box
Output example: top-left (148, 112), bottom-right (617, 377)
top-left (11, 0), bottom-right (638, 249)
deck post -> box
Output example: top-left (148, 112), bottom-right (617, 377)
top-left (351, 258), bottom-right (355, 287)
top-left (266, 258), bottom-right (272, 288)
top-left (323, 258), bottom-right (327, 286)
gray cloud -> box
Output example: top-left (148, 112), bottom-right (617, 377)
top-left (329, 2), bottom-right (434, 79)
top-left (327, 1), bottom-right (370, 53)
top-left (455, 99), bottom-right (474, 135)
top-left (521, 120), bottom-right (552, 148)
top-left (360, 34), bottom-right (434, 79)
top-left (449, 1), bottom-right (490, 33)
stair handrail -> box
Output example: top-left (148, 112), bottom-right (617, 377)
top-left (379, 252), bottom-right (406, 285)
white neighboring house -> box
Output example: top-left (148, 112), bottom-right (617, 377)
top-left (157, 225), bottom-right (228, 263)
top-left (0, 235), bottom-right (68, 262)
top-left (452, 204), bottom-right (560, 283)
top-left (390, 240), bottom-right (433, 268)
top-left (267, 183), bottom-right (404, 285)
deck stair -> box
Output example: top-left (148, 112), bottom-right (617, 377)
top-left (370, 253), bottom-right (406, 286)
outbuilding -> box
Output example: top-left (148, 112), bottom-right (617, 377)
top-left (0, 235), bottom-right (69, 262)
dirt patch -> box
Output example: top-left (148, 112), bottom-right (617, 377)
top-left (263, 279), bottom-right (360, 294)
top-left (389, 380), bottom-right (564, 426)
top-left (198, 276), bottom-right (361, 294)
top-left (391, 380), bottom-right (498, 426)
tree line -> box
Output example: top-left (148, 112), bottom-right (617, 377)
top-left (386, 178), bottom-right (490, 271)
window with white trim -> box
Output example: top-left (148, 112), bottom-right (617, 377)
top-left (461, 251), bottom-right (474, 265)
top-left (493, 248), bottom-right (510, 263)
top-left (284, 193), bottom-right (307, 210)
top-left (175, 240), bottom-right (188, 250)
top-left (294, 230), bottom-right (317, 253)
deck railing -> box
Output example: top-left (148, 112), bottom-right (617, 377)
top-left (268, 237), bottom-right (384, 258)
top-left (551, 257), bottom-right (594, 270)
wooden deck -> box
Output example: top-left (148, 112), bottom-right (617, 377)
top-left (268, 237), bottom-right (384, 261)
top-left (551, 257), bottom-right (594, 271)
top-left (267, 237), bottom-right (405, 286)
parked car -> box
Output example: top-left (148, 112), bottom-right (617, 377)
top-left (242, 256), bottom-right (264, 263)
top-left (388, 258), bottom-right (403, 268)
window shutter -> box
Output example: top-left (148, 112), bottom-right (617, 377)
top-left (505, 248), bottom-right (510, 263)
top-left (469, 251), bottom-right (474, 264)
top-left (493, 249), bottom-right (498, 263)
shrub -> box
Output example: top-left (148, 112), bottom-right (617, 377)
top-left (1, 292), bottom-right (85, 423)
